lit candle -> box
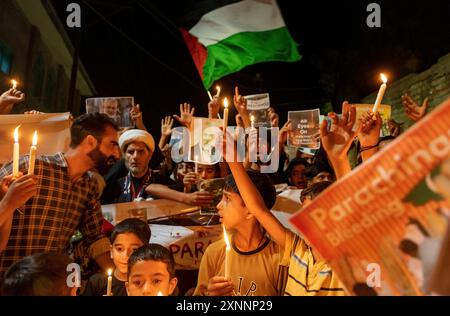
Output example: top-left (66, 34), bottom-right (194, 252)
top-left (207, 90), bottom-right (213, 101)
top-left (28, 131), bottom-right (37, 175)
top-left (106, 269), bottom-right (112, 296)
top-left (12, 125), bottom-right (20, 178)
top-left (223, 98), bottom-right (229, 130)
top-left (157, 291), bottom-right (164, 296)
top-left (223, 225), bottom-right (231, 280)
top-left (372, 73), bottom-right (388, 113)
top-left (11, 79), bottom-right (18, 90)
top-left (195, 156), bottom-right (199, 173)
top-left (250, 115), bottom-right (255, 129)
top-left (216, 86), bottom-right (221, 98)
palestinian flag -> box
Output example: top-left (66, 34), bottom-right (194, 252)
top-left (180, 0), bottom-right (301, 89)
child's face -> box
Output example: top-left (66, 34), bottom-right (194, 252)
top-left (111, 233), bottom-right (145, 275)
top-left (217, 189), bottom-right (249, 230)
top-left (197, 164), bottom-right (217, 180)
top-left (126, 260), bottom-right (177, 296)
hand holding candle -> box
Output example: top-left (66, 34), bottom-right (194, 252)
top-left (12, 125), bottom-right (20, 178)
top-left (372, 73), bottom-right (388, 113)
top-left (223, 225), bottom-right (231, 280)
top-left (106, 269), bottom-right (113, 296)
top-left (11, 79), bottom-right (18, 90)
top-left (28, 131), bottom-right (37, 175)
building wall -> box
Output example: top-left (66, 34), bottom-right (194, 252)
top-left (361, 53), bottom-right (450, 132)
top-left (0, 0), bottom-right (87, 114)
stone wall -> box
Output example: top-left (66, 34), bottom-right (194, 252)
top-left (361, 53), bottom-right (450, 132)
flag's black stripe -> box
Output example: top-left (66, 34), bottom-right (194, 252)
top-left (180, 0), bottom-right (242, 30)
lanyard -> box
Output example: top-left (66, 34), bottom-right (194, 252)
top-left (123, 170), bottom-right (151, 201)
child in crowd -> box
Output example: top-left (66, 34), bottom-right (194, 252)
top-left (1, 253), bottom-right (76, 296)
top-left (83, 218), bottom-right (151, 296)
top-left (126, 244), bottom-right (178, 296)
top-left (194, 170), bottom-right (290, 296)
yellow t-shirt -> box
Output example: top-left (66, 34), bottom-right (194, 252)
top-left (284, 231), bottom-right (346, 296)
top-left (194, 235), bottom-right (290, 296)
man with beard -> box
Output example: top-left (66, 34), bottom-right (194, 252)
top-left (101, 129), bottom-right (156, 204)
top-left (0, 113), bottom-right (120, 280)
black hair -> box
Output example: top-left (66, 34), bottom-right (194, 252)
top-left (70, 112), bottom-right (119, 148)
top-left (127, 244), bottom-right (176, 278)
top-left (300, 181), bottom-right (333, 203)
top-left (286, 158), bottom-right (310, 176)
top-left (111, 218), bottom-right (151, 245)
top-left (224, 169), bottom-right (277, 210)
top-left (305, 162), bottom-right (335, 179)
top-left (1, 253), bottom-right (73, 296)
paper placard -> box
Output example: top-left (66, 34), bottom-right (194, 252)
top-left (288, 109), bottom-right (320, 149)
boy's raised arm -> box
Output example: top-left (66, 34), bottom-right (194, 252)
top-left (227, 161), bottom-right (287, 249)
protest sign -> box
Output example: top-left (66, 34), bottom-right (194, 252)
top-left (86, 96), bottom-right (134, 127)
top-left (0, 113), bottom-right (71, 166)
top-left (245, 93), bottom-right (271, 128)
top-left (197, 178), bottom-right (225, 215)
top-left (288, 109), bottom-right (320, 149)
top-left (290, 98), bottom-right (450, 296)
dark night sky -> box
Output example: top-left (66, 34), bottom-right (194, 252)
top-left (51, 0), bottom-right (450, 138)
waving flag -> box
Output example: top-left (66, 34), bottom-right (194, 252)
top-left (181, 0), bottom-right (301, 89)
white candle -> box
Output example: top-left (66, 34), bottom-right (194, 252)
top-left (372, 73), bottom-right (388, 113)
top-left (11, 79), bottom-right (18, 90)
top-left (12, 125), bottom-right (20, 178)
top-left (106, 269), bottom-right (112, 296)
top-left (28, 131), bottom-right (37, 175)
top-left (216, 86), bottom-right (221, 98)
top-left (207, 90), bottom-right (213, 101)
top-left (223, 98), bottom-right (229, 131)
top-left (223, 225), bottom-right (231, 280)
top-left (250, 115), bottom-right (255, 129)
top-left (157, 291), bottom-right (164, 296)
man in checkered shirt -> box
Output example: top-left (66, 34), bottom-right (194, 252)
top-left (0, 113), bottom-right (121, 280)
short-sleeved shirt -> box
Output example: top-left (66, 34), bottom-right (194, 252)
top-left (0, 153), bottom-right (107, 279)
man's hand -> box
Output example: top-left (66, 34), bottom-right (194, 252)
top-left (161, 116), bottom-right (174, 137)
top-left (206, 276), bottom-right (234, 296)
top-left (0, 89), bottom-right (25, 114)
top-left (174, 103), bottom-right (195, 129)
top-left (269, 110), bottom-right (279, 128)
top-left (320, 102), bottom-right (360, 160)
top-left (130, 104), bottom-right (147, 130)
top-left (279, 120), bottom-right (292, 147)
top-left (358, 110), bottom-right (381, 147)
top-left (401, 94), bottom-right (428, 122)
top-left (208, 96), bottom-right (220, 119)
top-left (233, 87), bottom-right (251, 128)
top-left (183, 191), bottom-right (214, 207)
top-left (0, 173), bottom-right (37, 210)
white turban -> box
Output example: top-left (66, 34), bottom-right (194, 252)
top-left (119, 129), bottom-right (155, 153)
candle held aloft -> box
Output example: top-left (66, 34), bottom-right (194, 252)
top-left (28, 131), bottom-right (37, 175)
top-left (11, 79), bottom-right (18, 90)
top-left (223, 225), bottom-right (231, 280)
top-left (223, 98), bottom-right (229, 130)
top-left (12, 125), bottom-right (20, 178)
top-left (372, 73), bottom-right (388, 113)
top-left (207, 90), bottom-right (213, 101)
top-left (106, 269), bottom-right (113, 296)
top-left (250, 115), bottom-right (255, 129)
top-left (216, 86), bottom-right (221, 98)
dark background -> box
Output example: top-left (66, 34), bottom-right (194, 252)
top-left (51, 0), bottom-right (450, 138)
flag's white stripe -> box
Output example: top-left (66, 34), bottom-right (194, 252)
top-left (189, 0), bottom-right (286, 47)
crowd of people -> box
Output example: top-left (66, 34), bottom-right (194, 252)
top-left (0, 84), bottom-right (444, 296)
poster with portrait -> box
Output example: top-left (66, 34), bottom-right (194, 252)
top-left (189, 117), bottom-right (223, 165)
top-left (289, 98), bottom-right (450, 296)
top-left (85, 97), bottom-right (134, 128)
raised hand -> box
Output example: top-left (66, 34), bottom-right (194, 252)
top-left (269, 109), bottom-right (279, 128)
top-left (130, 104), bottom-right (147, 130)
top-left (401, 94), bottom-right (428, 122)
top-left (358, 110), bottom-right (381, 147)
top-left (233, 87), bottom-right (251, 128)
top-left (208, 96), bottom-right (220, 119)
top-left (320, 102), bottom-right (360, 161)
top-left (0, 89), bottom-right (26, 114)
top-left (279, 120), bottom-right (292, 147)
top-left (0, 173), bottom-right (37, 210)
top-left (174, 103), bottom-right (195, 128)
top-left (161, 116), bottom-right (174, 137)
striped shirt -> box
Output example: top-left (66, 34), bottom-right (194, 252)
top-left (0, 153), bottom-right (108, 279)
top-left (284, 231), bottom-right (346, 296)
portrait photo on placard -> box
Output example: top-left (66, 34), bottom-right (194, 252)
top-left (85, 97), bottom-right (134, 128)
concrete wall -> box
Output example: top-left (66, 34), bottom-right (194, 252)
top-left (361, 53), bottom-right (450, 132)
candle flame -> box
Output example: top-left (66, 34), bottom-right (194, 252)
top-left (14, 125), bottom-right (20, 142)
top-left (380, 73), bottom-right (388, 84)
top-left (216, 86), bottom-right (221, 95)
top-left (251, 115), bottom-right (255, 123)
top-left (223, 225), bottom-right (230, 248)
top-left (11, 79), bottom-right (18, 89)
top-left (107, 268), bottom-right (112, 276)
top-left (223, 97), bottom-right (228, 109)
top-left (157, 291), bottom-right (164, 296)
top-left (32, 131), bottom-right (38, 146)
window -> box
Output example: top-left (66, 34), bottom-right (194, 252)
top-left (0, 43), bottom-right (12, 75)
